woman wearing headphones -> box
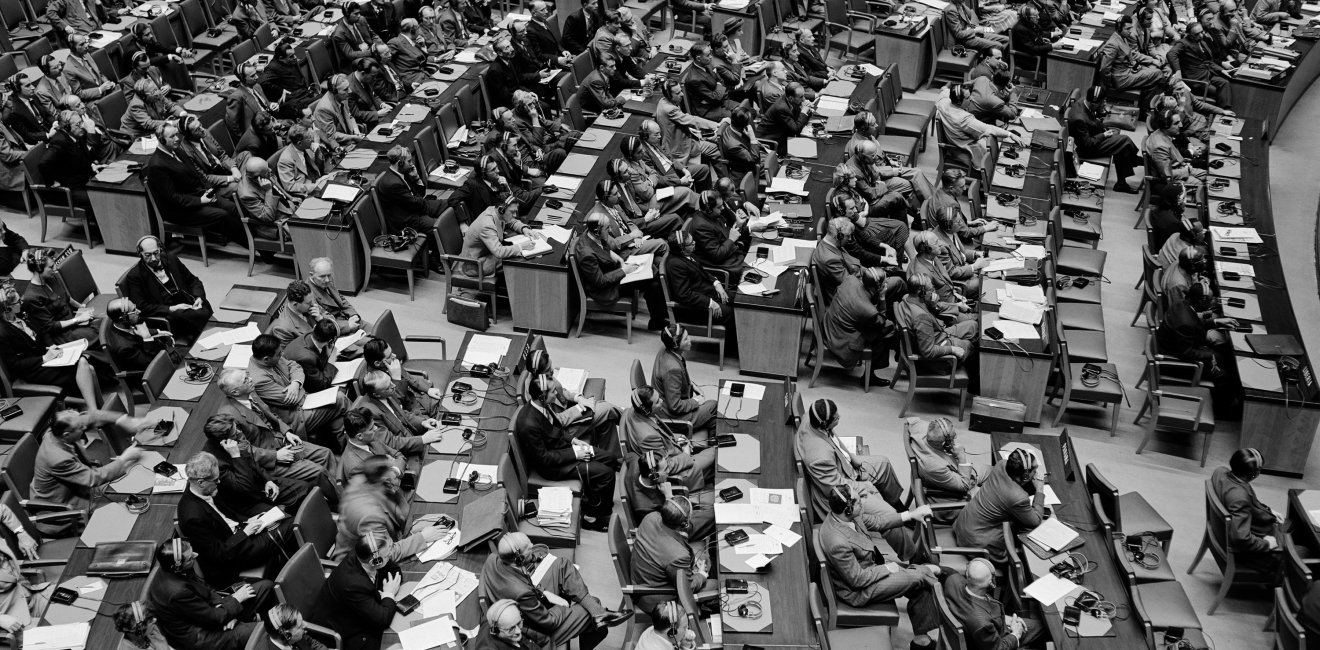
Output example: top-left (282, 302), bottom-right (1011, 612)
top-left (952, 447), bottom-right (1045, 568)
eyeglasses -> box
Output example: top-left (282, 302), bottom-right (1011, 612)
top-left (497, 622), bottom-right (524, 634)
top-left (141, 250), bottom-right (162, 258)
top-left (194, 475), bottom-right (219, 485)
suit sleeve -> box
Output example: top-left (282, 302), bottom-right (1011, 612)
top-left (278, 152), bottom-right (317, 196)
top-left (575, 247), bottom-right (627, 289)
top-left (943, 6), bottom-right (979, 40)
top-left (380, 175), bottom-right (427, 213)
top-left (122, 269), bottom-right (170, 319)
top-left (657, 364), bottom-right (700, 414)
top-left (1223, 484), bottom-right (1272, 553)
top-left (179, 508), bottom-right (260, 569)
top-left (518, 415), bottom-right (577, 468)
top-left (824, 530), bottom-right (891, 589)
top-left (251, 370), bottom-right (297, 408)
top-left (47, 453), bottom-right (135, 495)
top-left (173, 583), bottom-right (244, 628)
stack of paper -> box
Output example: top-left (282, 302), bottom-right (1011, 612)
top-left (621, 253), bottom-right (655, 284)
top-left (464, 335), bottom-right (508, 367)
top-left (999, 299), bottom-right (1045, 325)
top-left (43, 339), bottom-right (88, 368)
top-left (333, 330), bottom-right (367, 357)
top-left (1027, 517), bottom-right (1080, 552)
top-left (418, 527), bottom-right (463, 562)
top-left (332, 359), bottom-right (364, 384)
top-left (153, 465), bottom-right (188, 493)
top-left (198, 322), bottom-right (261, 350)
top-left (1024, 573), bottom-right (1079, 605)
top-left (767, 177), bottom-right (809, 196)
top-left (537, 486), bottom-right (573, 528)
top-left (1210, 226), bottom-right (1263, 244)
top-left (23, 622), bottom-right (90, 650)
top-left (556, 368), bottom-right (588, 395)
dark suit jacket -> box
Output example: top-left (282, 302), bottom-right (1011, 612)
top-left (688, 211), bottom-right (747, 275)
top-left (579, 69), bottom-right (622, 113)
top-left (362, 394), bottom-right (427, 438)
top-left (756, 97), bottom-right (811, 154)
top-left (446, 175), bottom-right (500, 221)
top-left (38, 130), bottom-right (95, 189)
top-left (526, 20), bottom-right (561, 61)
top-left (7, 97), bottom-right (53, 145)
top-left (105, 323), bottom-right (169, 373)
top-left (514, 403), bottom-right (578, 473)
top-left (177, 488), bottom-right (277, 587)
top-left (283, 333), bottom-right (338, 392)
top-left (0, 318), bottom-right (54, 380)
top-left (315, 558), bottom-right (398, 650)
top-left (148, 568), bottom-right (247, 649)
top-left (572, 233), bottom-right (627, 305)
top-left (487, 57), bottom-right (532, 110)
top-left (799, 46), bottom-right (830, 79)
top-left (664, 253), bottom-right (719, 312)
top-left (651, 348), bottom-right (701, 417)
top-left (630, 511), bottom-right (702, 613)
top-left (121, 256), bottom-right (208, 320)
top-left (332, 21), bottom-right (379, 63)
top-left (365, 1), bottom-right (399, 39)
top-left (258, 58), bottom-right (317, 114)
top-left (562, 8), bottom-right (595, 54)
top-left (203, 437), bottom-right (309, 514)
top-left (0, 228), bottom-right (30, 277)
top-left (681, 63), bottom-right (727, 117)
top-left (376, 168), bottom-right (442, 231)
top-left (942, 573), bottom-right (1018, 650)
top-left (145, 150), bottom-right (211, 216)
top-left (1167, 36), bottom-right (1225, 81)
top-left (388, 35), bottom-right (431, 85)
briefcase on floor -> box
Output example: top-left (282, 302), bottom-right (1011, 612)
top-left (446, 295), bottom-right (489, 331)
top-left (969, 397), bottom-right (1026, 434)
top-left (86, 540), bottom-right (155, 577)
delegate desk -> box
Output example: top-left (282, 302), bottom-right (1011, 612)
top-left (40, 284), bottom-right (285, 650)
top-left (1044, 2), bottom-right (1124, 94)
top-left (503, 115), bottom-right (646, 335)
top-left (710, 379), bottom-right (814, 650)
top-left (873, 10), bottom-right (937, 91)
top-left (991, 429), bottom-right (1149, 650)
top-left (1203, 118), bottom-right (1320, 477)
top-left (1229, 11), bottom-right (1320, 135)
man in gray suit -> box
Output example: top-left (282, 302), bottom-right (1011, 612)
top-left (215, 368), bottom-right (340, 491)
top-left (629, 500), bottom-right (713, 616)
top-left (457, 198), bottom-right (539, 278)
top-left (943, 558), bottom-right (1046, 650)
top-left (650, 325), bottom-right (717, 430)
top-left (620, 386), bottom-right (714, 492)
top-left (819, 484), bottom-right (945, 645)
top-left (654, 78), bottom-right (721, 175)
top-left (796, 399), bottom-right (914, 557)
top-left (32, 409), bottom-right (146, 535)
top-left (308, 258), bottom-right (367, 335)
top-left (275, 125), bottom-right (330, 200)
top-left (311, 75), bottom-right (369, 145)
top-left (339, 407), bottom-right (435, 483)
top-left (479, 532), bottom-right (629, 650)
top-left (388, 19), bottom-right (435, 86)
top-left (267, 280), bottom-right (321, 345)
top-left (245, 334), bottom-right (350, 451)
top-left (952, 448), bottom-right (1045, 567)
top-left (359, 370), bottom-right (442, 438)
top-left (235, 157), bottom-right (289, 240)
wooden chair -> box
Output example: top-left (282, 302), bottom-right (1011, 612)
top-left (1, 433), bottom-right (85, 527)
top-left (231, 182), bottom-right (291, 277)
top-left (366, 309), bottom-right (448, 381)
top-left (1049, 339), bottom-right (1122, 433)
top-left (889, 326), bottom-right (968, 419)
top-left (137, 350), bottom-right (175, 408)
top-left (1266, 534), bottom-right (1313, 631)
top-left (1085, 463), bottom-right (1173, 557)
top-left (810, 528), bottom-right (900, 626)
top-left (930, 18), bottom-right (974, 86)
top-left (56, 246), bottom-right (115, 314)
top-left (21, 145), bottom-right (95, 248)
top-left (630, 358), bottom-right (647, 390)
top-left (273, 544), bottom-right (343, 647)
top-left (499, 454), bottom-right (580, 548)
top-left (803, 267), bottom-right (874, 391)
top-left (823, 0), bottom-right (877, 60)
top-left (359, 187), bottom-right (428, 300)
top-left (292, 487), bottom-right (339, 568)
top-left (143, 169), bottom-right (211, 266)
top-left (1134, 357), bottom-right (1215, 467)
top-left (567, 244), bottom-right (637, 341)
top-left (607, 511), bottom-right (668, 634)
top-left (0, 483), bottom-right (81, 560)
top-left (1131, 245), bottom-right (1162, 327)
top-left (1275, 587), bottom-right (1307, 650)
top-left (1187, 479), bottom-right (1279, 614)
top-left (435, 206), bottom-right (500, 323)
top-left (506, 425), bottom-right (583, 495)
top-left (1114, 537), bottom-right (1205, 633)
top-left (809, 584), bottom-right (894, 650)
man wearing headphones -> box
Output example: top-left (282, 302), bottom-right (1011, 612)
top-left (178, 451), bottom-right (291, 590)
top-left (1160, 245), bottom-right (1206, 310)
top-left (0, 93), bottom-right (28, 194)
top-left (756, 82), bottom-right (815, 155)
top-left (339, 406), bottom-right (434, 482)
top-left (942, 558), bottom-right (1045, 649)
top-left (953, 447), bottom-right (1045, 567)
top-left (5, 72), bottom-right (54, 145)
top-left (479, 532), bottom-right (629, 650)
top-left (821, 267), bottom-right (901, 385)
top-left (622, 386), bottom-right (715, 490)
top-left (935, 83), bottom-right (1024, 172)
top-left (655, 78), bottom-right (723, 178)
top-left (1208, 448), bottom-right (1281, 572)
top-left (457, 196), bottom-right (538, 278)
top-left (625, 449), bottom-right (715, 540)
top-left (819, 483), bottom-right (944, 644)
top-left (346, 58), bottom-right (393, 121)
top-left (103, 297), bottom-right (174, 374)
top-left (248, 333), bottom-right (351, 450)
top-left (664, 228), bottom-right (734, 328)
top-left (1159, 278), bottom-right (1240, 395)
top-left (475, 599), bottom-right (548, 650)
top-left (586, 178), bottom-right (674, 256)
top-left (686, 190), bottom-right (750, 279)
top-left (148, 538), bottom-right (275, 650)
top-left (377, 144), bottom-right (445, 243)
top-left (517, 373), bottom-right (620, 531)
top-left (944, 0), bottom-right (1010, 53)
top-left (966, 67), bottom-right (1021, 126)
top-left (215, 367), bottom-right (342, 489)
top-left (359, 370), bottom-right (446, 438)
top-left (1157, 217), bottom-right (1205, 269)
top-left (259, 604), bottom-right (331, 650)
top-left (574, 209), bottom-right (671, 332)
top-left (224, 62), bottom-right (277, 139)
top-left (894, 269), bottom-right (980, 356)
top-left (683, 42), bottom-right (738, 120)
top-left (237, 156), bottom-right (293, 239)
top-left (1144, 108), bottom-right (1201, 192)
top-left (813, 216), bottom-right (898, 305)
top-left (274, 124), bottom-right (330, 200)
top-left (145, 122), bottom-right (247, 244)
top-left (1099, 15), bottom-right (1166, 97)
top-left (1068, 86), bottom-right (1144, 194)
top-left (123, 79), bottom-right (183, 140)
top-left (316, 533), bottom-right (402, 650)
top-left (201, 414), bottom-right (318, 515)
top-left (260, 43), bottom-right (318, 119)
top-left (796, 399), bottom-right (917, 546)
top-left (651, 324), bottom-right (717, 429)
top-left (635, 601), bottom-right (696, 650)
top-left (631, 498), bottom-right (714, 615)
top-left (121, 235), bottom-right (213, 340)
top-left (312, 74), bottom-right (369, 145)
top-left (37, 109), bottom-right (98, 213)
top-left (638, 119), bottom-right (712, 192)
top-left (921, 169), bottom-right (999, 245)
top-left (335, 456), bottom-right (447, 562)
top-left (31, 409), bottom-right (146, 535)
top-left (906, 417), bottom-right (981, 521)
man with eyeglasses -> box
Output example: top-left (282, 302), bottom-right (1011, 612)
top-left (103, 297), bottom-right (175, 375)
top-left (178, 451), bottom-right (292, 590)
top-left (339, 407), bottom-right (438, 483)
top-left (475, 600), bottom-right (548, 650)
top-left (121, 235), bottom-right (213, 341)
top-left (6, 72), bottom-right (54, 145)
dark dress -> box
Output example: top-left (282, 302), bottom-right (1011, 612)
top-left (22, 281), bottom-right (99, 346)
top-left (0, 317), bottom-right (83, 391)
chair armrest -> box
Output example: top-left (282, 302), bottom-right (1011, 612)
top-left (20, 500), bottom-right (78, 514)
top-left (404, 335), bottom-right (447, 360)
top-left (318, 557), bottom-right (341, 570)
top-left (931, 546), bottom-right (989, 558)
top-left (620, 585), bottom-right (679, 596)
top-left (304, 622), bottom-right (341, 647)
top-left (20, 557), bottom-right (69, 568)
top-left (404, 368), bottom-right (430, 380)
top-left (694, 588), bottom-right (721, 601)
top-left (847, 11), bottom-right (877, 31)
top-left (927, 502), bottom-right (969, 511)
top-left (441, 253), bottom-right (490, 284)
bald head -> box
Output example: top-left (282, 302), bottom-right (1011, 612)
top-left (245, 157), bottom-right (269, 178)
top-left (967, 559), bottom-right (995, 589)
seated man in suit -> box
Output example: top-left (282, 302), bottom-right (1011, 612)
top-left (389, 19), bottom-right (442, 86)
top-left (178, 451), bottom-right (291, 589)
top-left (821, 268), bottom-right (900, 386)
top-left (574, 211), bottom-right (669, 332)
top-left (587, 178), bottom-right (672, 257)
top-left (215, 367), bottom-right (341, 490)
top-left (122, 79), bottom-right (184, 140)
top-left (37, 109), bottom-right (97, 212)
top-left (650, 324), bottom-right (716, 430)
top-left (624, 449), bottom-right (715, 541)
top-left (377, 145), bottom-right (444, 233)
top-left (943, 558), bottom-right (1046, 650)
top-left (145, 123), bottom-right (247, 245)
top-left (149, 538), bottom-right (276, 650)
top-left (907, 417), bottom-right (981, 511)
top-left (283, 318), bottom-right (342, 393)
top-left (475, 599), bottom-right (550, 650)
top-left (235, 157), bottom-right (290, 238)
top-left (360, 370), bottom-right (444, 438)
top-left (944, 0), bottom-right (1010, 53)
top-left (332, 2), bottom-right (383, 64)
top-left (275, 124), bottom-right (332, 200)
top-left (953, 448), bottom-right (1044, 568)
top-left (257, 605), bottom-right (333, 650)
top-left (630, 499), bottom-right (713, 616)
top-left (121, 235), bottom-right (213, 340)
top-left (248, 334), bottom-right (350, 450)
top-left (103, 297), bottom-right (174, 375)
top-left (516, 375), bottom-right (621, 531)
top-left (456, 195), bottom-right (541, 278)
top-left (335, 455), bottom-right (449, 563)
top-left (893, 273), bottom-right (980, 371)
top-left (1099, 16), bottom-right (1164, 97)
top-left (682, 43), bottom-right (737, 120)
top-left (311, 75), bottom-right (371, 145)
top-left (685, 191), bottom-right (749, 279)
top-left (664, 228), bottom-right (732, 327)
top-left (756, 82), bottom-right (816, 155)
top-left (340, 407), bottom-right (435, 483)
top-left (268, 280), bottom-right (321, 345)
top-left (579, 53), bottom-right (627, 113)
top-left (307, 258), bottom-right (367, 335)
top-left (31, 409), bottom-right (146, 536)
top-left (795, 399), bottom-right (917, 557)
top-left (653, 79), bottom-right (722, 183)
top-left (636, 116), bottom-right (712, 193)
top-left (315, 532), bottom-right (402, 650)
top-left (621, 386), bottom-right (714, 492)
top-left (1210, 448), bottom-right (1282, 573)
top-left (820, 484), bottom-right (944, 646)
top-left (201, 414), bottom-right (315, 514)
top-left (363, 339), bottom-right (443, 418)
top-left (480, 533), bottom-right (629, 650)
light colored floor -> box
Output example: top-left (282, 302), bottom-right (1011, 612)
top-left (8, 49), bottom-right (1320, 650)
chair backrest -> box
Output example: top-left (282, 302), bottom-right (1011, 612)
top-left (572, 50), bottom-right (595, 84)
top-left (150, 15), bottom-right (179, 51)
top-left (1084, 463), bottom-right (1121, 532)
top-left (0, 491), bottom-right (41, 541)
top-left (1278, 586), bottom-right (1306, 650)
top-left (0, 54), bottom-right (17, 83)
top-left (934, 586), bottom-right (966, 650)
top-left (229, 39), bottom-right (259, 70)
top-left (1002, 521), bottom-right (1027, 600)
top-left (141, 350), bottom-right (174, 405)
top-left (1203, 479), bottom-right (1229, 567)
top-left (368, 309), bottom-right (408, 361)
top-left (180, 0), bottom-right (209, 37)
top-left (606, 511), bottom-right (633, 586)
top-left (357, 188), bottom-right (386, 243)
top-left (293, 486), bottom-right (338, 561)
top-left (436, 206), bottom-right (464, 257)
top-left (55, 248), bottom-right (98, 304)
top-left (307, 39), bottom-right (334, 84)
top-left (436, 103), bottom-right (462, 152)
top-left (2, 432), bottom-right (37, 500)
top-left (739, 171), bottom-right (758, 206)
top-left (563, 93), bottom-right (587, 132)
top-left (450, 83), bottom-right (479, 126)
top-left (556, 73), bottom-right (577, 112)
top-left (1281, 532), bottom-right (1312, 614)
top-left (630, 358), bottom-right (646, 389)
top-left (208, 120), bottom-right (234, 156)
top-left (242, 623), bottom-right (264, 650)
top-left (412, 124), bottom-right (442, 175)
top-left (274, 543), bottom-right (327, 614)
top-left (1287, 491), bottom-right (1320, 572)
top-left (0, 2), bottom-right (25, 29)
top-left (96, 88), bottom-right (129, 130)
top-left (22, 37), bottom-right (53, 66)
top-left (253, 22), bottom-right (276, 49)
top-left (807, 586), bottom-right (833, 650)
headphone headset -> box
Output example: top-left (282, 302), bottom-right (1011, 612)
top-left (829, 193), bottom-right (851, 217)
top-left (661, 324), bottom-right (687, 351)
top-left (661, 602), bottom-right (680, 638)
top-left (828, 485), bottom-right (855, 517)
top-left (662, 495), bottom-right (693, 530)
top-left (643, 450), bottom-right (663, 485)
top-left (365, 532), bottom-right (388, 568)
top-left (808, 399), bottom-right (839, 430)
top-left (170, 537), bottom-right (184, 571)
top-left (631, 387), bottom-right (654, 416)
top-left (1008, 448), bottom-right (1036, 482)
top-left (934, 206), bottom-right (956, 231)
top-left (131, 601), bottom-right (147, 626)
top-left (930, 419), bottom-right (956, 455)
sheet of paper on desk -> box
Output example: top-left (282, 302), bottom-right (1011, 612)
top-left (415, 562), bottom-right (480, 602)
top-left (418, 528), bottom-right (462, 562)
top-left (714, 503), bottom-right (761, 524)
top-left (737, 281), bottom-right (773, 295)
top-left (722, 382), bottom-right (766, 400)
top-left (763, 524), bottom-right (802, 548)
top-left (983, 258), bottom-right (1025, 274)
top-left (621, 253), bottom-right (655, 284)
top-left (750, 487), bottom-right (793, 506)
top-left (464, 335), bottom-right (509, 366)
top-left (1006, 283), bottom-right (1046, 304)
top-left (510, 234), bottom-right (552, 257)
top-left (334, 330), bottom-right (367, 357)
top-left (1024, 573), bottom-right (1080, 606)
top-left (224, 344), bottom-right (253, 369)
top-left (767, 176), bottom-right (809, 196)
top-left (1044, 485), bottom-right (1062, 506)
top-left (302, 387), bottom-right (340, 410)
top-left (759, 504), bottom-right (799, 528)
top-left (1028, 517), bottom-right (1080, 551)
top-left (1238, 357), bottom-right (1283, 392)
top-left (745, 554), bottom-right (772, 570)
top-left (857, 63), bottom-right (886, 76)
top-left (787, 138), bottom-right (817, 159)
top-left (23, 622), bottom-right (89, 650)
top-left (991, 319), bottom-right (1040, 340)
top-left (445, 126), bottom-right (469, 149)
top-left (420, 590), bottom-right (458, 619)
top-left (556, 368), bottom-right (588, 395)
top-left (455, 49), bottom-right (480, 62)
top-left (321, 183), bottom-right (361, 203)
top-left (545, 174), bottom-right (583, 195)
top-left (400, 615), bottom-right (458, 650)
top-left (540, 224), bottom-right (573, 243)
top-left (999, 299), bottom-right (1044, 325)
top-left (734, 534), bottom-right (783, 555)
top-left (332, 359), bottom-right (364, 384)
top-left (1013, 244), bottom-right (1047, 259)
top-left (1018, 107), bottom-right (1045, 119)
top-left (1210, 226), bottom-right (1263, 244)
